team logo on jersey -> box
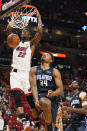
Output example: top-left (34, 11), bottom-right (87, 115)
top-left (16, 46), bottom-right (28, 51)
top-left (47, 71), bottom-right (51, 74)
top-left (37, 70), bottom-right (41, 73)
top-left (71, 99), bottom-right (80, 106)
top-left (37, 74), bottom-right (52, 81)
top-left (16, 46), bottom-right (29, 58)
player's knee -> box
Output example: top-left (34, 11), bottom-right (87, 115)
top-left (44, 115), bottom-right (52, 123)
top-left (26, 95), bottom-right (35, 108)
top-left (40, 97), bottom-right (51, 108)
top-left (13, 90), bottom-right (22, 108)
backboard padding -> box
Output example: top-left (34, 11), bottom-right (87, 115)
top-left (0, 0), bottom-right (31, 19)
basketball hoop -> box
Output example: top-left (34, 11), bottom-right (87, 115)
top-left (8, 5), bottom-right (37, 29)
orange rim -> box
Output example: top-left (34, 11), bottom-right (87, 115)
top-left (7, 12), bottom-right (20, 17)
top-left (7, 5), bottom-right (37, 17)
top-left (7, 12), bottom-right (36, 16)
top-left (22, 4), bottom-right (37, 10)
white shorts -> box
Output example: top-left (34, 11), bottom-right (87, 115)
top-left (10, 68), bottom-right (32, 95)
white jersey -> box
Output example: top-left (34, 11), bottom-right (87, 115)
top-left (11, 41), bottom-right (32, 71)
top-left (0, 118), bottom-right (4, 130)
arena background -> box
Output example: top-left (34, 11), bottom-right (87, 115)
top-left (0, 0), bottom-right (87, 130)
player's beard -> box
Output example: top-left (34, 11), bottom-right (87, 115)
top-left (22, 36), bottom-right (26, 41)
top-left (21, 36), bottom-right (29, 42)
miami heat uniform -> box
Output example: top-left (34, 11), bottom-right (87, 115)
top-left (10, 41), bottom-right (32, 95)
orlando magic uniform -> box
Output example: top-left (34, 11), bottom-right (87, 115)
top-left (85, 115), bottom-right (87, 131)
top-left (10, 41), bottom-right (32, 95)
top-left (36, 66), bottom-right (56, 97)
top-left (65, 92), bottom-right (86, 131)
top-left (36, 66), bottom-right (58, 122)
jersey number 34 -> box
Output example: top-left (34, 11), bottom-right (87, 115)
top-left (40, 80), bottom-right (48, 87)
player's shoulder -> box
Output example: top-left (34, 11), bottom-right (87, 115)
top-left (79, 91), bottom-right (87, 100)
top-left (52, 68), bottom-right (61, 76)
top-left (53, 67), bottom-right (60, 73)
top-left (30, 66), bottom-right (37, 73)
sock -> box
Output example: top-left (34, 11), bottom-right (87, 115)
top-left (18, 113), bottom-right (26, 120)
top-left (33, 117), bottom-right (41, 128)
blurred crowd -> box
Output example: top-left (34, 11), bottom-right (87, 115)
top-left (0, 60), bottom-right (87, 130)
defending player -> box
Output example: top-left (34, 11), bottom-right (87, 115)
top-left (62, 80), bottom-right (87, 131)
top-left (6, 8), bottom-right (42, 129)
top-left (29, 52), bottom-right (63, 131)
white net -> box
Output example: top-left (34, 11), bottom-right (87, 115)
top-left (8, 5), bottom-right (37, 29)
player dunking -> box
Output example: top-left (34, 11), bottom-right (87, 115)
top-left (30, 53), bottom-right (63, 131)
top-left (6, 8), bottom-right (42, 129)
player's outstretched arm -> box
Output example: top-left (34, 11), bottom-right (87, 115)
top-left (6, 19), bottom-right (15, 36)
top-left (30, 9), bottom-right (42, 47)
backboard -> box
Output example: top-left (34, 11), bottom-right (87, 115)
top-left (0, 0), bottom-right (31, 19)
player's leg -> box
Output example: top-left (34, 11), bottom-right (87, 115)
top-left (13, 90), bottom-right (26, 121)
top-left (24, 80), bottom-right (41, 129)
top-left (64, 123), bottom-right (75, 131)
top-left (10, 70), bottom-right (26, 120)
top-left (51, 101), bottom-right (58, 131)
top-left (26, 94), bottom-right (41, 128)
top-left (39, 97), bottom-right (53, 131)
top-left (76, 125), bottom-right (86, 131)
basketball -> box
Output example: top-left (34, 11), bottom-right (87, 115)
top-left (24, 127), bottom-right (31, 131)
top-left (7, 33), bottom-right (20, 48)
